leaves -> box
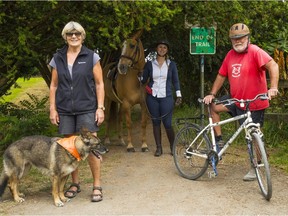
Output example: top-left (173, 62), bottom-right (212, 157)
top-left (1, 0), bottom-right (288, 108)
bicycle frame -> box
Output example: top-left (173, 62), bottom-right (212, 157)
top-left (186, 106), bottom-right (261, 159)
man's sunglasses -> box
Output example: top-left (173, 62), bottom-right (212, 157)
top-left (66, 32), bottom-right (82, 37)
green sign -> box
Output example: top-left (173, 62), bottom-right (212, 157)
top-left (190, 27), bottom-right (216, 55)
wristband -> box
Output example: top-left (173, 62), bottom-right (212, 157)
top-left (209, 92), bottom-right (216, 97)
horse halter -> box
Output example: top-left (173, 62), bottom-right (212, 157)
top-left (119, 39), bottom-right (140, 67)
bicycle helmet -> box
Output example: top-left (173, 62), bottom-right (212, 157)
top-left (229, 23), bottom-right (250, 39)
top-left (155, 39), bottom-right (170, 50)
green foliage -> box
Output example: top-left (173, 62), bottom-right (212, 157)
top-left (0, 94), bottom-right (57, 150)
top-left (269, 145), bottom-right (288, 173)
top-left (1, 1), bottom-right (288, 110)
top-left (262, 121), bottom-right (288, 148)
top-left (0, 1), bottom-right (181, 97)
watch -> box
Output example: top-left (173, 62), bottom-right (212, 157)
top-left (97, 106), bottom-right (105, 111)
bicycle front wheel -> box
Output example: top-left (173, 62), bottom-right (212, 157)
top-left (173, 124), bottom-right (210, 180)
top-left (250, 132), bottom-right (272, 201)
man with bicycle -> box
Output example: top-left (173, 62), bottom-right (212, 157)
top-left (203, 23), bottom-right (279, 181)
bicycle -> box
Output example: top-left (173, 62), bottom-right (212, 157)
top-left (173, 93), bottom-right (272, 201)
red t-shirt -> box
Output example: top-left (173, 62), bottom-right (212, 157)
top-left (219, 44), bottom-right (272, 110)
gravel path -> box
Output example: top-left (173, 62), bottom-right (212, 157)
top-left (1, 119), bottom-right (288, 215)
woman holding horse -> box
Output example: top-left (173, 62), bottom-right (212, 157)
top-left (140, 39), bottom-right (182, 156)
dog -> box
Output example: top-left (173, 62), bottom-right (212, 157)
top-left (0, 127), bottom-right (102, 207)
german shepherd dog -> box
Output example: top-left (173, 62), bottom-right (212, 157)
top-left (0, 128), bottom-right (101, 207)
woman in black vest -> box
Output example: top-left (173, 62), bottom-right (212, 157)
top-left (49, 21), bottom-right (106, 202)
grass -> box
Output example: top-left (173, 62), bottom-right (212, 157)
top-left (2, 77), bottom-right (49, 103)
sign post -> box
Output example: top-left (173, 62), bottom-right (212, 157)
top-left (190, 27), bottom-right (216, 125)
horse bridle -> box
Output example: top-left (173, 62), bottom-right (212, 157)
top-left (119, 39), bottom-right (140, 67)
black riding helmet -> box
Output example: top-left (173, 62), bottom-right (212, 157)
top-left (155, 40), bottom-right (170, 50)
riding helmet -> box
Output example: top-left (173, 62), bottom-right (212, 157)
top-left (229, 23), bottom-right (250, 39)
top-left (155, 39), bottom-right (170, 50)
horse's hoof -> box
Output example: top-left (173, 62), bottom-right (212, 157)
top-left (141, 147), bottom-right (149, 152)
top-left (127, 148), bottom-right (135, 152)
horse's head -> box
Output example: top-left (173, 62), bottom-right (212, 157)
top-left (117, 37), bottom-right (145, 75)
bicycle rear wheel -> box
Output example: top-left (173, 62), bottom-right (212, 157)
top-left (173, 124), bottom-right (210, 180)
top-left (250, 132), bottom-right (272, 201)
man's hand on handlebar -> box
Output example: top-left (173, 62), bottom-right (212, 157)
top-left (203, 94), bottom-right (215, 105)
top-left (267, 88), bottom-right (278, 100)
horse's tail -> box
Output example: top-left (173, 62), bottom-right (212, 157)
top-left (108, 101), bottom-right (119, 131)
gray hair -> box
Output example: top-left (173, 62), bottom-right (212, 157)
top-left (61, 21), bottom-right (86, 40)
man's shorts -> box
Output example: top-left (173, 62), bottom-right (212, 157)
top-left (219, 95), bottom-right (265, 127)
top-left (58, 112), bottom-right (99, 135)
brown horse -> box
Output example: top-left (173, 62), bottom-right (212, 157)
top-left (103, 30), bottom-right (148, 152)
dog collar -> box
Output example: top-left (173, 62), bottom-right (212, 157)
top-left (57, 136), bottom-right (81, 161)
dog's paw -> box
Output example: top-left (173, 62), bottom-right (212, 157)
top-left (15, 197), bottom-right (25, 203)
top-left (60, 196), bottom-right (70, 203)
top-left (55, 200), bottom-right (65, 207)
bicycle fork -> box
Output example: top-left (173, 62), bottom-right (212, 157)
top-left (246, 128), bottom-right (263, 168)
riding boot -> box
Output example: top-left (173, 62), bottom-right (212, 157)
top-left (165, 128), bottom-right (175, 155)
top-left (153, 125), bottom-right (162, 157)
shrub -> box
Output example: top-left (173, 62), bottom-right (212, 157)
top-left (0, 94), bottom-right (58, 150)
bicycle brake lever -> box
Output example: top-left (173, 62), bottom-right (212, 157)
top-left (198, 98), bottom-right (204, 103)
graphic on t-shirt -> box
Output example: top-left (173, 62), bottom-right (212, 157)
top-left (232, 64), bottom-right (241, 78)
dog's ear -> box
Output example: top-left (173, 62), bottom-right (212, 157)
top-left (80, 127), bottom-right (89, 136)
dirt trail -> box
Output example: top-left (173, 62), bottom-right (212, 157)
top-left (1, 118), bottom-right (288, 215)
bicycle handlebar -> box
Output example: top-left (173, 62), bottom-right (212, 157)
top-left (198, 93), bottom-right (269, 107)
top-left (214, 93), bottom-right (268, 106)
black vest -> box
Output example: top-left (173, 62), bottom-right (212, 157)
top-left (53, 45), bottom-right (97, 115)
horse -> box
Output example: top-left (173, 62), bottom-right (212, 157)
top-left (103, 30), bottom-right (149, 152)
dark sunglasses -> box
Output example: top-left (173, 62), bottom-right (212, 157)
top-left (66, 32), bottom-right (82, 37)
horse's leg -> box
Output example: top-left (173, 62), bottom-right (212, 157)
top-left (140, 103), bottom-right (149, 152)
top-left (122, 103), bottom-right (135, 152)
top-left (117, 104), bottom-right (126, 146)
top-left (104, 99), bottom-right (112, 146)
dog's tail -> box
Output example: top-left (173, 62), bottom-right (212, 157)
top-left (0, 171), bottom-right (9, 199)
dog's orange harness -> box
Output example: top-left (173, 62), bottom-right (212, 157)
top-left (57, 136), bottom-right (81, 161)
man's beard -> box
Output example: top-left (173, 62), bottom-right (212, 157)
top-left (232, 41), bottom-right (249, 53)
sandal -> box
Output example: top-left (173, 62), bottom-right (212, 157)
top-left (91, 186), bottom-right (103, 202)
top-left (64, 183), bottom-right (81, 198)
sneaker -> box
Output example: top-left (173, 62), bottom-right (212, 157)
top-left (243, 169), bottom-right (256, 181)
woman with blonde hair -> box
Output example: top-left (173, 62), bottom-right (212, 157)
top-left (49, 21), bottom-right (106, 202)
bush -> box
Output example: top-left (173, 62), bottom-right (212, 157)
top-left (0, 94), bottom-right (58, 150)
